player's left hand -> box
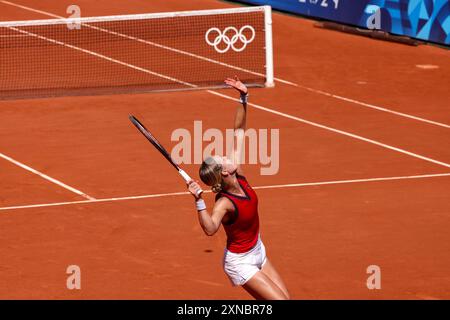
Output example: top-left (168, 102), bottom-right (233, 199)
top-left (225, 76), bottom-right (248, 95)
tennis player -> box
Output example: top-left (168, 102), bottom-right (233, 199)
top-left (187, 77), bottom-right (290, 300)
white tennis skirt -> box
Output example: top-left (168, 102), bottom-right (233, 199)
top-left (222, 235), bottom-right (267, 286)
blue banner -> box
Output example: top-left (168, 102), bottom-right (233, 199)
top-left (233, 0), bottom-right (450, 45)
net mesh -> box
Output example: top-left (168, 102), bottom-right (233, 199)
top-left (0, 7), bottom-right (269, 100)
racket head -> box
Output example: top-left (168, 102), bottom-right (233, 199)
top-left (129, 115), bottom-right (179, 171)
top-left (129, 115), bottom-right (203, 197)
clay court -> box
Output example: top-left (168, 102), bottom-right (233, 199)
top-left (0, 0), bottom-right (449, 299)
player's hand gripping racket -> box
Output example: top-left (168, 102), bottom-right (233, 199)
top-left (129, 115), bottom-right (203, 197)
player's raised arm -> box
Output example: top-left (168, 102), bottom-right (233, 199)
top-left (224, 76), bottom-right (248, 175)
top-left (225, 76), bottom-right (248, 130)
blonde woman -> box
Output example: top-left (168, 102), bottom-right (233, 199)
top-left (187, 77), bottom-right (289, 300)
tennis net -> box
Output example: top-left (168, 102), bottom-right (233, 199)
top-left (0, 6), bottom-right (273, 100)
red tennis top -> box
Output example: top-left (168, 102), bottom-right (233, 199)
top-left (216, 174), bottom-right (260, 253)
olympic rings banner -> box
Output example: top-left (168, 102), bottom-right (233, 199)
top-left (232, 0), bottom-right (450, 46)
top-left (205, 25), bottom-right (256, 53)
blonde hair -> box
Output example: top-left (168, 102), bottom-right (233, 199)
top-left (199, 157), bottom-right (224, 193)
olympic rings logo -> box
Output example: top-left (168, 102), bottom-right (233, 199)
top-left (205, 25), bottom-right (255, 53)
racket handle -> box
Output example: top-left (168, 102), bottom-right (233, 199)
top-left (179, 169), bottom-right (203, 197)
top-left (179, 169), bottom-right (192, 182)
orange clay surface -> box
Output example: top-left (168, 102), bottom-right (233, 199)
top-left (0, 0), bottom-right (449, 299)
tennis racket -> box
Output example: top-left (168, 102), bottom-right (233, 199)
top-left (129, 115), bottom-right (202, 196)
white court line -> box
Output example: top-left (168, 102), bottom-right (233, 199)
top-left (208, 91), bottom-right (450, 168)
top-left (5, 23), bottom-right (450, 171)
top-left (297, 85), bottom-right (450, 129)
top-left (1, 172), bottom-right (449, 211)
top-left (1, 0), bottom-right (448, 128)
top-left (253, 172), bottom-right (450, 189)
top-left (0, 152), bottom-right (95, 200)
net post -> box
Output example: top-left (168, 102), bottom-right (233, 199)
top-left (264, 5), bottom-right (275, 88)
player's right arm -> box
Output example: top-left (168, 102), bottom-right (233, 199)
top-left (187, 181), bottom-right (234, 236)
